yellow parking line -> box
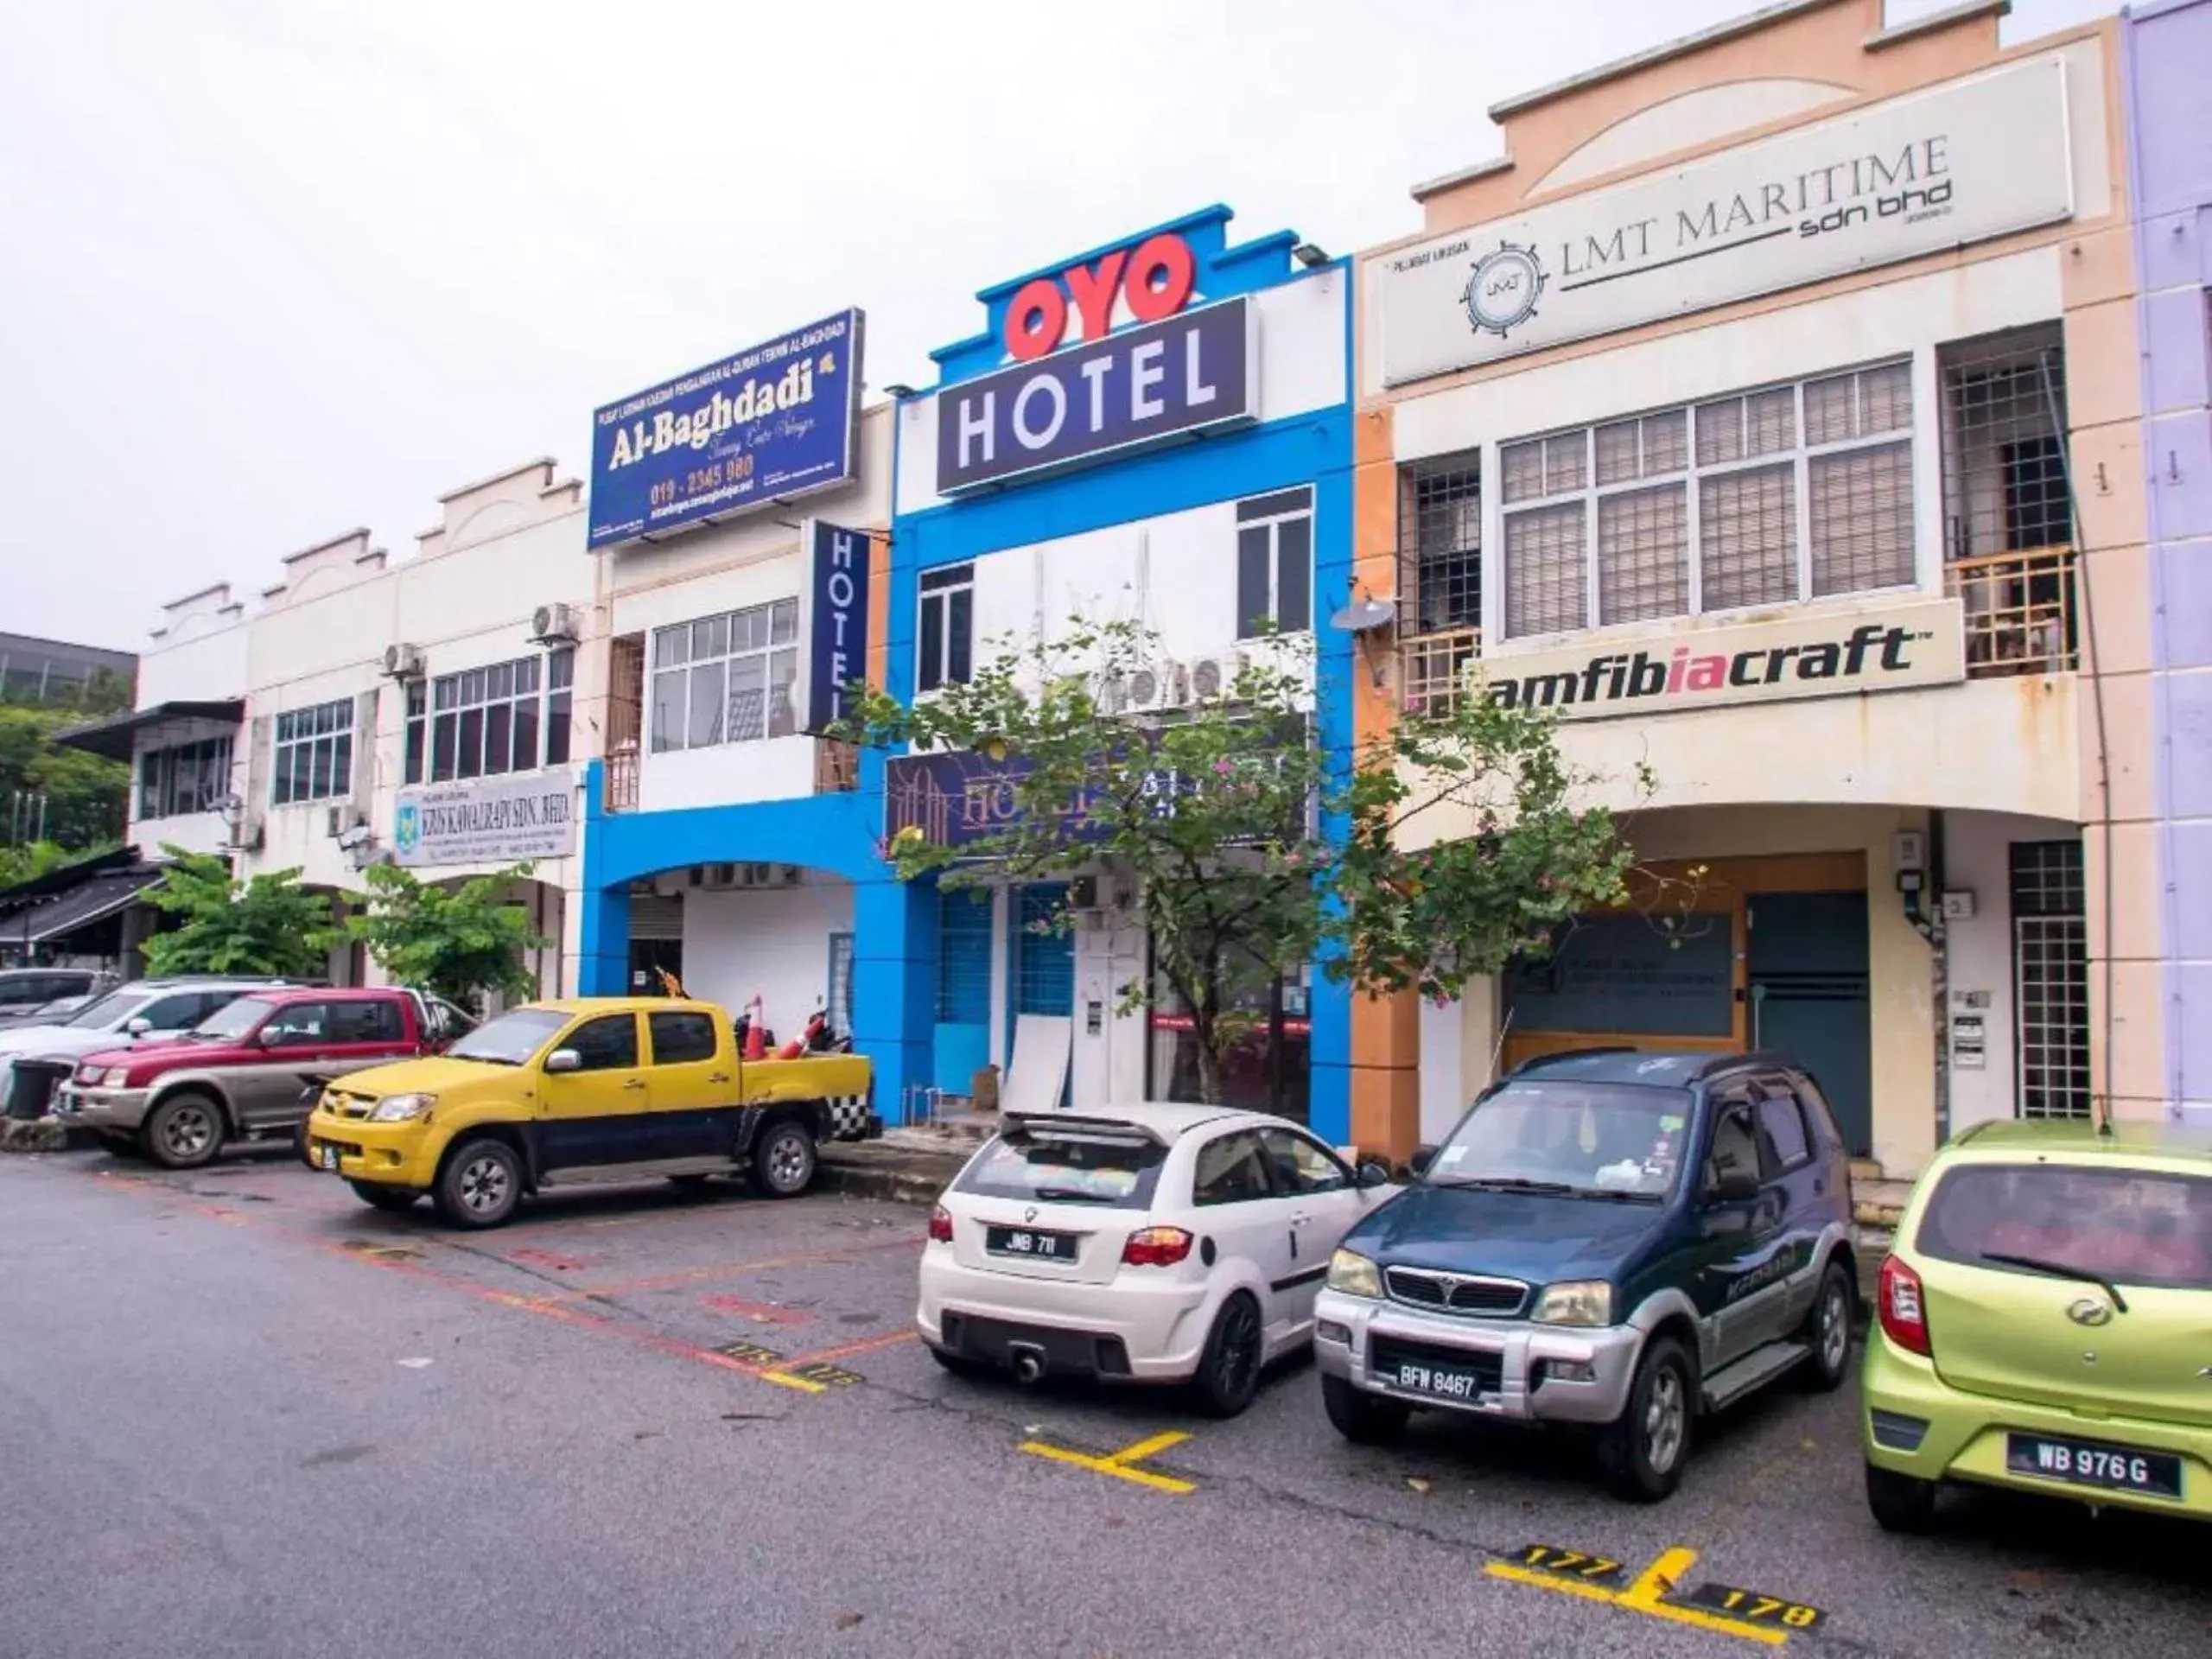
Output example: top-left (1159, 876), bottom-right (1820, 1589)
top-left (1484, 1546), bottom-right (1789, 1647)
top-left (1018, 1428), bottom-right (1197, 1495)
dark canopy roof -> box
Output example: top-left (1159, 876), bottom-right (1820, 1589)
top-left (54, 699), bottom-right (243, 763)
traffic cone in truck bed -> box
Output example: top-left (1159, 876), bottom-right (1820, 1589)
top-left (743, 995), bottom-right (767, 1061)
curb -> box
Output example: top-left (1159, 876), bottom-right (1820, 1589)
top-left (817, 1156), bottom-right (957, 1207)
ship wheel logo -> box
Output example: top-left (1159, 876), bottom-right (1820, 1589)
top-left (1464, 240), bottom-right (1547, 339)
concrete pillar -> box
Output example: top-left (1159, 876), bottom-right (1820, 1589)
top-left (853, 874), bottom-right (935, 1125)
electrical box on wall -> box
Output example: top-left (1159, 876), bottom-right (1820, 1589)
top-left (1941, 889), bottom-right (1976, 921)
top-left (1893, 830), bottom-right (1926, 872)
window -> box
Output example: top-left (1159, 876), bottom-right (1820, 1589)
top-left (1916, 1164), bottom-right (2212, 1292)
top-left (650, 600), bottom-right (799, 753)
top-left (648, 1011), bottom-right (718, 1065)
top-left (2012, 840), bottom-right (2090, 1121)
top-left (955, 1128), bottom-right (1167, 1211)
top-left (1498, 360), bottom-right (1915, 639)
top-left (1705, 1101), bottom-right (1762, 1188)
top-left (918, 563), bottom-right (974, 694)
top-left (429, 653), bottom-right (568, 782)
top-left (937, 890), bottom-right (993, 1025)
top-left (1192, 1130), bottom-right (1274, 1206)
top-left (563, 1014), bottom-right (639, 1071)
top-left (138, 736), bottom-right (232, 819)
top-left (330, 1001), bottom-right (404, 1043)
top-left (137, 993), bottom-right (214, 1032)
top-left (1261, 1128), bottom-right (1349, 1195)
top-left (1401, 457), bottom-right (1481, 635)
top-left (271, 701), bottom-right (354, 806)
top-left (403, 681), bottom-right (427, 786)
top-left (1755, 1088), bottom-right (1812, 1172)
top-left (259, 1002), bottom-right (330, 1046)
top-left (1236, 487), bottom-right (1313, 638)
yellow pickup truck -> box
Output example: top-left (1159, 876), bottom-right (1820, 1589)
top-left (300, 996), bottom-right (875, 1229)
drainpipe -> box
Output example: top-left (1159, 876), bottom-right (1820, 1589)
top-left (1930, 808), bottom-right (1950, 1147)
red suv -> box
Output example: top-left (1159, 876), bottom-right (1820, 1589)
top-left (55, 987), bottom-right (471, 1168)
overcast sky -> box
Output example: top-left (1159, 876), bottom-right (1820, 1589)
top-left (0, 0), bottom-right (2121, 651)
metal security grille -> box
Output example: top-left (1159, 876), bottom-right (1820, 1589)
top-left (1940, 327), bottom-right (2076, 674)
top-left (1396, 454), bottom-right (1483, 711)
top-left (1014, 885), bottom-right (1074, 1017)
top-left (2011, 840), bottom-right (2091, 1121)
top-left (826, 933), bottom-right (854, 1038)
top-left (937, 890), bottom-right (994, 1026)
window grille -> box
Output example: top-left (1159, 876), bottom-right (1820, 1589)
top-left (1396, 454), bottom-right (1484, 711)
top-left (2010, 840), bottom-right (2090, 1121)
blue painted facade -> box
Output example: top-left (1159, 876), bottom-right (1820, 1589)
top-left (885, 205), bottom-right (1357, 1144)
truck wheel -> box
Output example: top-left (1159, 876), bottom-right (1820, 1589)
top-left (1598, 1334), bottom-right (1693, 1503)
top-left (434, 1138), bottom-right (523, 1229)
top-left (1865, 1463), bottom-right (1939, 1534)
top-left (748, 1121), bottom-right (817, 1198)
top-left (144, 1092), bottom-right (226, 1170)
top-left (1796, 1260), bottom-right (1855, 1392)
top-left (1322, 1373), bottom-right (1408, 1445)
top-left (349, 1181), bottom-right (422, 1214)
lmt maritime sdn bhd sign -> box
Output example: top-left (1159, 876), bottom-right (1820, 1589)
top-left (1376, 56), bottom-right (2071, 385)
top-left (935, 230), bottom-right (1258, 494)
top-left (588, 310), bottom-right (865, 550)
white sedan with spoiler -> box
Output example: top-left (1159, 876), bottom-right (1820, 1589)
top-left (919, 1103), bottom-right (1395, 1416)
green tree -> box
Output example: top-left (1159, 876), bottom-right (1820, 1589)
top-left (137, 847), bottom-right (339, 978)
top-left (0, 703), bottom-right (130, 853)
top-left (348, 862), bottom-right (545, 1007)
top-left (0, 840), bottom-right (90, 891)
top-left (842, 622), bottom-right (1683, 1105)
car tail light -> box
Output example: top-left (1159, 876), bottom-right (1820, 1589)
top-left (1878, 1255), bottom-right (1930, 1357)
top-left (1121, 1226), bottom-right (1194, 1268)
top-left (927, 1205), bottom-right (954, 1243)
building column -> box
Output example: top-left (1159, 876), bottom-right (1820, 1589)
top-left (853, 874), bottom-right (934, 1125)
top-left (576, 882), bottom-right (630, 996)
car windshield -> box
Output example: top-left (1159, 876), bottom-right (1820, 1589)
top-left (449, 1008), bottom-right (569, 1066)
top-left (1427, 1080), bottom-right (1694, 1199)
top-left (957, 1129), bottom-right (1168, 1210)
top-left (64, 989), bottom-right (148, 1030)
top-left (1917, 1162), bottom-right (2212, 1293)
top-left (192, 996), bottom-right (275, 1040)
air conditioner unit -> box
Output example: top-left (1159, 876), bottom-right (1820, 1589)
top-left (695, 862), bottom-right (739, 890)
top-left (1185, 652), bottom-right (1237, 703)
top-left (1122, 661), bottom-right (1183, 714)
top-left (1093, 672), bottom-right (1130, 717)
top-left (531, 602), bottom-right (580, 645)
top-left (226, 818), bottom-right (264, 854)
top-left (325, 805), bottom-right (362, 839)
top-left (382, 643), bottom-right (425, 680)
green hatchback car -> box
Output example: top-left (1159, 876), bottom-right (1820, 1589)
top-left (1862, 1120), bottom-right (2212, 1531)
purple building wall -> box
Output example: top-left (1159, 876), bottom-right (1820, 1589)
top-left (2126, 0), bottom-right (2212, 1122)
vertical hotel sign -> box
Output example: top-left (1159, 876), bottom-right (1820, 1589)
top-left (1376, 57), bottom-right (2074, 385)
top-left (803, 521), bottom-right (871, 733)
top-left (588, 309), bottom-right (865, 550)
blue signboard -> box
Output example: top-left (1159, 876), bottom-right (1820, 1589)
top-left (588, 308), bottom-right (864, 550)
top-left (934, 296), bottom-right (1255, 494)
top-left (804, 520), bottom-right (870, 734)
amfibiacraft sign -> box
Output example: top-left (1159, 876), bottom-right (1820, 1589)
top-left (802, 520), bottom-right (870, 733)
top-left (392, 767), bottom-right (577, 868)
top-left (1376, 56), bottom-right (2071, 385)
top-left (588, 310), bottom-right (864, 550)
top-left (935, 231), bottom-right (1257, 493)
top-left (1478, 598), bottom-right (1966, 721)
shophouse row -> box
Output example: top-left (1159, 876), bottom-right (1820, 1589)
top-left (58, 0), bottom-right (2212, 1175)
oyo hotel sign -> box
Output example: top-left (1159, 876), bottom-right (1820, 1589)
top-left (935, 230), bottom-right (1257, 493)
top-left (1478, 597), bottom-right (1966, 721)
top-left (1376, 56), bottom-right (2072, 384)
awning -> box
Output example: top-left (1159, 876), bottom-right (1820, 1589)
top-left (54, 699), bottom-right (244, 762)
top-left (2, 869), bottom-right (163, 945)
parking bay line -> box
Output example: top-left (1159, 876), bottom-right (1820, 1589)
top-left (1485, 1547), bottom-right (1791, 1647)
top-left (1018, 1429), bottom-right (1196, 1496)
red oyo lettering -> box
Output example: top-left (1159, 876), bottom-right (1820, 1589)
top-left (998, 232), bottom-right (1197, 359)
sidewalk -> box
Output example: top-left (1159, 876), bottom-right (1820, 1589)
top-left (817, 1128), bottom-right (975, 1206)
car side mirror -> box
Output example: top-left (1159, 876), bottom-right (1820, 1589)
top-left (1357, 1160), bottom-right (1392, 1189)
top-left (257, 1027), bottom-right (286, 1048)
top-left (1703, 1167), bottom-right (1759, 1205)
top-left (543, 1048), bottom-right (582, 1074)
top-left (124, 1018), bottom-right (151, 1037)
top-left (1408, 1145), bottom-right (1439, 1177)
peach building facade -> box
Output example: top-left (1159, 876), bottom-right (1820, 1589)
top-left (1351, 0), bottom-right (2153, 1179)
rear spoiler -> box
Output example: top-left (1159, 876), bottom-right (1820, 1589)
top-left (1001, 1111), bottom-right (1166, 1147)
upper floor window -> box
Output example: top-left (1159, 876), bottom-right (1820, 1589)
top-left (138, 736), bottom-right (232, 820)
top-left (410, 650), bottom-right (575, 785)
top-left (650, 600), bottom-right (798, 754)
top-left (272, 699), bottom-right (353, 806)
top-left (1401, 456), bottom-right (1481, 636)
top-left (1236, 488), bottom-right (1313, 639)
top-left (1499, 360), bottom-right (1915, 640)
top-left (918, 563), bottom-right (974, 694)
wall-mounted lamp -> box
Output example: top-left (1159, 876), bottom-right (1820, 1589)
top-left (1330, 594), bottom-right (1396, 688)
top-left (1292, 243), bottom-right (1331, 269)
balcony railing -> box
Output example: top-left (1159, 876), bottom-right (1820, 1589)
top-left (1398, 626), bottom-right (1482, 715)
top-left (815, 739), bottom-right (859, 793)
top-left (603, 746), bottom-right (639, 812)
top-left (1946, 546), bottom-right (2077, 678)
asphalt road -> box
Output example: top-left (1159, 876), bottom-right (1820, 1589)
top-left (2, 1147), bottom-right (2207, 1659)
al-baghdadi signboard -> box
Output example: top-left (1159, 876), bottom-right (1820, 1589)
top-left (588, 309), bottom-right (864, 550)
top-left (1376, 57), bottom-right (2074, 385)
top-left (392, 767), bottom-right (578, 868)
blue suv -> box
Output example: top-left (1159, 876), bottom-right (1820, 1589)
top-left (1313, 1049), bottom-right (1858, 1500)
